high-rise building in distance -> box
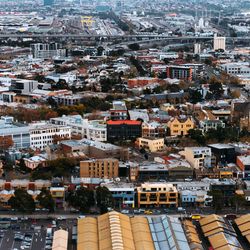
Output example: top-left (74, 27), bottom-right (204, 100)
top-left (213, 34), bottom-right (226, 51)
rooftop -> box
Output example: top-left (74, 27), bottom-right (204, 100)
top-left (209, 144), bottom-right (235, 150)
top-left (77, 211), bottom-right (190, 250)
top-left (237, 155), bottom-right (250, 165)
top-left (107, 120), bottom-right (142, 125)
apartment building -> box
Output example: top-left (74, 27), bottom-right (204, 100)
top-left (80, 158), bottom-right (119, 179)
top-left (168, 117), bottom-right (194, 136)
top-left (137, 137), bottom-right (164, 152)
top-left (137, 183), bottom-right (178, 208)
top-left (50, 115), bottom-right (107, 142)
top-left (183, 147), bottom-right (214, 169)
top-left (31, 43), bottom-right (66, 59)
top-left (166, 65), bottom-right (192, 81)
top-left (29, 123), bottom-right (71, 150)
top-left (106, 120), bottom-right (142, 142)
top-left (182, 63), bottom-right (205, 79)
top-left (200, 120), bottom-right (225, 133)
top-left (213, 35), bottom-right (226, 51)
top-left (109, 101), bottom-right (128, 120)
top-left (142, 121), bottom-right (166, 138)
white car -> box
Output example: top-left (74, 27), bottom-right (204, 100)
top-left (121, 210), bottom-right (129, 214)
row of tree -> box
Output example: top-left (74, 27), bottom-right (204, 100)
top-left (67, 186), bottom-right (113, 214)
top-left (208, 190), bottom-right (246, 213)
top-left (188, 126), bottom-right (245, 145)
top-left (7, 186), bottom-right (114, 214)
top-left (9, 188), bottom-right (55, 213)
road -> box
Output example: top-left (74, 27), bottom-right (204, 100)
top-left (0, 34), bottom-right (250, 40)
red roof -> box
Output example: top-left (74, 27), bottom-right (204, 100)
top-left (107, 120), bottom-right (142, 125)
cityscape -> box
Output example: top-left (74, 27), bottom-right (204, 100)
top-left (0, 0), bottom-right (249, 250)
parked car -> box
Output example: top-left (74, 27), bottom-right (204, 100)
top-left (121, 210), bottom-right (129, 214)
top-left (144, 210), bottom-right (153, 215)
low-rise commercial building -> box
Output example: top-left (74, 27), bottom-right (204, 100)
top-left (180, 190), bottom-right (211, 207)
top-left (101, 182), bottom-right (135, 208)
top-left (50, 187), bottom-right (65, 209)
top-left (137, 182), bottom-right (178, 208)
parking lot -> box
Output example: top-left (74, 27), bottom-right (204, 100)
top-left (0, 218), bottom-right (76, 250)
top-left (0, 228), bottom-right (47, 250)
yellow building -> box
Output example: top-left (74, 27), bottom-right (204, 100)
top-left (137, 137), bottom-right (164, 152)
top-left (168, 117), bottom-right (194, 136)
top-left (80, 158), bottom-right (119, 179)
top-left (137, 183), bottom-right (178, 208)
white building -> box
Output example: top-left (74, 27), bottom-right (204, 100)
top-left (213, 35), bottom-right (226, 51)
top-left (31, 43), bottom-right (66, 59)
top-left (199, 120), bottom-right (225, 133)
top-left (183, 147), bottom-right (213, 169)
top-left (29, 123), bottom-right (71, 149)
top-left (219, 62), bottom-right (250, 75)
top-left (50, 115), bottom-right (107, 142)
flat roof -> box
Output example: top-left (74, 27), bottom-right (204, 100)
top-left (107, 120), bottom-right (141, 125)
top-left (209, 144), bottom-right (235, 149)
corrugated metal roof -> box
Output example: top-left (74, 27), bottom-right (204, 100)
top-left (52, 229), bottom-right (68, 250)
top-left (200, 215), bottom-right (243, 250)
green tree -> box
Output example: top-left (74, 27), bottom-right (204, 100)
top-left (208, 190), bottom-right (224, 212)
top-left (230, 194), bottom-right (246, 213)
top-left (37, 187), bottom-right (55, 212)
top-left (97, 46), bottom-right (104, 56)
top-left (209, 78), bottom-right (224, 98)
top-left (67, 187), bottom-right (95, 213)
top-left (9, 189), bottom-right (35, 213)
top-left (96, 186), bottom-right (114, 214)
top-left (128, 43), bottom-right (140, 51)
top-left (204, 58), bottom-right (212, 65)
top-left (189, 89), bottom-right (202, 104)
top-left (18, 158), bottom-right (30, 173)
top-left (188, 129), bottom-right (206, 145)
